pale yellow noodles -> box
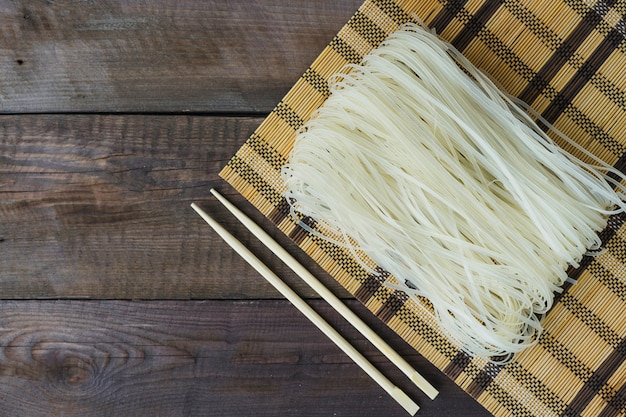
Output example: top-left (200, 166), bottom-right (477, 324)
top-left (281, 22), bottom-right (626, 362)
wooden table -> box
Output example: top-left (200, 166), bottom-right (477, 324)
top-left (0, 2), bottom-right (491, 415)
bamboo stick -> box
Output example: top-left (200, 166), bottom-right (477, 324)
top-left (191, 202), bottom-right (420, 416)
top-left (210, 188), bottom-right (439, 400)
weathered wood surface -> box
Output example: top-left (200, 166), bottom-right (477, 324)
top-left (0, 1), bottom-right (492, 415)
top-left (0, 114), bottom-right (348, 299)
top-left (0, 0), bottom-right (362, 113)
top-left (0, 299), bottom-right (489, 417)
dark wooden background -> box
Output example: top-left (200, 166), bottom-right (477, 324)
top-left (0, 1), bottom-right (491, 416)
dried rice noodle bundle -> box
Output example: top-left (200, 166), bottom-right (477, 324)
top-left (281, 21), bottom-right (626, 362)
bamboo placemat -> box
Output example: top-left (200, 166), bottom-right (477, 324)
top-left (219, 1), bottom-right (626, 416)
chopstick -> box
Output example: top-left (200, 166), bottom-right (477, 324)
top-left (209, 188), bottom-right (438, 400)
top-left (191, 202), bottom-right (420, 416)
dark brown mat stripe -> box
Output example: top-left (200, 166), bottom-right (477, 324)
top-left (519, 0), bottom-right (618, 106)
top-left (590, 261), bottom-right (626, 302)
top-left (502, 1), bottom-right (562, 51)
top-left (598, 381), bottom-right (626, 417)
top-left (330, 36), bottom-right (363, 64)
top-left (564, 0), bottom-right (625, 44)
top-left (539, 20), bottom-right (626, 128)
top-left (396, 303), bottom-right (461, 360)
top-left (348, 10), bottom-right (388, 48)
top-left (302, 68), bottom-right (331, 98)
top-left (246, 132), bottom-right (287, 170)
top-left (559, 293), bottom-right (622, 347)
top-left (268, 197), bottom-right (291, 225)
top-left (561, 338), bottom-right (626, 417)
top-left (535, 330), bottom-right (626, 410)
top-left (371, 0), bottom-right (410, 25)
top-left (503, 1), bottom-right (626, 114)
top-left (467, 362), bottom-right (503, 398)
top-left (354, 267), bottom-right (387, 303)
top-left (449, 0), bottom-right (503, 52)
top-left (308, 233), bottom-right (374, 285)
top-left (376, 290), bottom-right (408, 322)
top-left (288, 215), bottom-right (317, 245)
top-left (505, 361), bottom-right (569, 414)
top-left (602, 211), bottom-right (626, 237)
top-left (538, 330), bottom-right (594, 380)
top-left (588, 67), bottom-right (626, 113)
top-left (429, 0), bottom-right (470, 34)
top-left (225, 155), bottom-right (285, 206)
top-left (457, 7), bottom-right (535, 81)
top-left (486, 382), bottom-right (535, 417)
top-left (443, 350), bottom-right (473, 380)
top-left (274, 101), bottom-right (304, 131)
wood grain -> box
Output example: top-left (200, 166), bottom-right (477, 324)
top-left (0, 0), bottom-right (362, 113)
top-left (0, 114), bottom-right (347, 299)
top-left (0, 299), bottom-right (490, 417)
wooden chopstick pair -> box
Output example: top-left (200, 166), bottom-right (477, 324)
top-left (192, 189), bottom-right (438, 415)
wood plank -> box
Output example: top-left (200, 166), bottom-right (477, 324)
top-left (0, 299), bottom-right (490, 417)
top-left (0, 114), bottom-right (347, 299)
top-left (0, 0), bottom-right (363, 113)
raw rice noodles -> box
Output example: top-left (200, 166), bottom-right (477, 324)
top-left (281, 21), bottom-right (626, 362)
